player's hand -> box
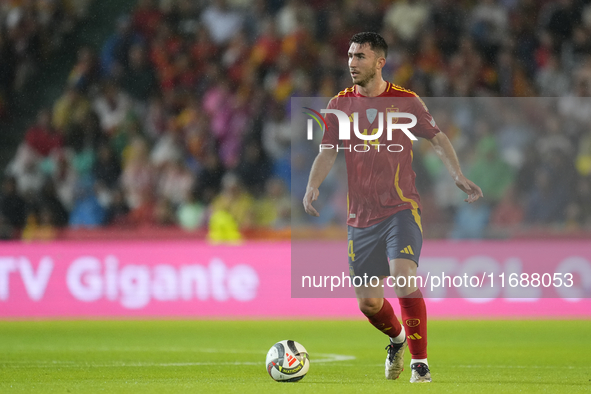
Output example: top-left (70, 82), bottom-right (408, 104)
top-left (455, 176), bottom-right (483, 203)
top-left (303, 186), bottom-right (320, 217)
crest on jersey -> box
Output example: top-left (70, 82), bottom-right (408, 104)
top-left (387, 107), bottom-right (399, 124)
top-left (366, 108), bottom-right (378, 124)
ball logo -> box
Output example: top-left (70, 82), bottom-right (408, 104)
top-left (286, 353), bottom-right (297, 367)
top-left (406, 319), bottom-right (420, 327)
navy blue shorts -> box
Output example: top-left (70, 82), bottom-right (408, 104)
top-left (347, 209), bottom-right (423, 278)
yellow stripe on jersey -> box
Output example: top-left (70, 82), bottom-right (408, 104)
top-left (334, 86), bottom-right (355, 98)
top-left (389, 83), bottom-right (429, 111)
top-left (389, 83), bottom-right (415, 94)
top-left (347, 192), bottom-right (349, 214)
top-left (394, 164), bottom-right (423, 234)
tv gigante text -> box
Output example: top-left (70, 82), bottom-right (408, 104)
top-left (304, 108), bottom-right (418, 152)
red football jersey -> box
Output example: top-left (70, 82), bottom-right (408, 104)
top-left (321, 82), bottom-right (440, 228)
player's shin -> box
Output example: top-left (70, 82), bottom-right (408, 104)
top-left (365, 298), bottom-right (404, 340)
top-left (399, 289), bottom-right (427, 360)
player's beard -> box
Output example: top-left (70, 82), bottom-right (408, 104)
top-left (354, 69), bottom-right (376, 87)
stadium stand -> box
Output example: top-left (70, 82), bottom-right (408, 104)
top-left (1, 0), bottom-right (591, 241)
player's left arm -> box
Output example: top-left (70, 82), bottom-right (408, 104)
top-left (429, 132), bottom-right (484, 203)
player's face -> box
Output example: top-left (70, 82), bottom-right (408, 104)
top-left (348, 43), bottom-right (381, 87)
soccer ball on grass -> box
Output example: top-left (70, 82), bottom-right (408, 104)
top-left (265, 340), bottom-right (310, 382)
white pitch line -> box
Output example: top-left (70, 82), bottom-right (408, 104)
top-left (0, 352), bottom-right (356, 368)
top-left (451, 365), bottom-right (580, 369)
top-left (313, 353), bottom-right (356, 363)
top-left (2, 346), bottom-right (268, 353)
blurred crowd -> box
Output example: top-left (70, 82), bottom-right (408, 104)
top-left (0, 0), bottom-right (93, 118)
top-left (2, 0), bottom-right (591, 240)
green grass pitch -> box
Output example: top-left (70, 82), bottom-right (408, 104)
top-left (0, 320), bottom-right (590, 393)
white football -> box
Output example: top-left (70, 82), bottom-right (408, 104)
top-left (265, 340), bottom-right (310, 382)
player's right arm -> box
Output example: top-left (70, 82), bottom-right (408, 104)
top-left (303, 148), bottom-right (338, 217)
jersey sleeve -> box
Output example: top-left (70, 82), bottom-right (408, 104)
top-left (412, 96), bottom-right (441, 139)
top-left (321, 97), bottom-right (340, 146)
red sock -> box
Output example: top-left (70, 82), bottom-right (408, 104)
top-left (367, 299), bottom-right (403, 338)
top-left (399, 289), bottom-right (427, 359)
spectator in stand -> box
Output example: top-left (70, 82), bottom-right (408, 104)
top-left (248, 18), bottom-right (281, 71)
top-left (489, 186), bottom-right (525, 238)
top-left (121, 44), bottom-right (157, 103)
top-left (143, 95), bottom-right (168, 141)
top-left (255, 178), bottom-right (290, 228)
top-left (572, 176), bottom-right (591, 227)
top-left (149, 22), bottom-right (183, 90)
top-left (52, 86), bottom-right (91, 133)
top-left (150, 122), bottom-right (184, 169)
top-left (347, 0), bottom-right (383, 32)
top-left (469, 0), bottom-right (508, 54)
top-left (466, 125), bottom-right (515, 204)
top-left (105, 188), bottom-right (130, 226)
top-left (261, 103), bottom-right (291, 186)
top-left (65, 125), bottom-right (98, 182)
top-left (525, 168), bottom-right (567, 224)
top-left (383, 0), bottom-right (429, 43)
top-left (201, 0), bottom-right (244, 45)
top-left (68, 179), bottom-right (105, 228)
top-left (0, 176), bottom-right (27, 231)
top-left (153, 196), bottom-right (176, 226)
top-left (126, 194), bottom-right (156, 227)
top-left (202, 75), bottom-right (249, 168)
top-left (190, 26), bottom-right (218, 77)
top-left (37, 180), bottom-right (69, 228)
top-left (276, 0), bottom-right (315, 38)
top-left (197, 151), bottom-right (226, 204)
top-left (121, 137), bottom-right (155, 209)
top-left (24, 109), bottom-right (63, 157)
top-left (93, 143), bottom-right (121, 190)
top-left (451, 200), bottom-right (491, 239)
top-left (0, 30), bottom-right (17, 118)
top-left (45, 151), bottom-right (77, 211)
top-left (262, 104), bottom-right (290, 165)
top-left (157, 158), bottom-right (195, 206)
top-left (6, 144), bottom-right (44, 195)
top-left (3, 1), bottom-right (42, 92)
top-left (428, 0), bottom-right (463, 59)
top-left (110, 112), bottom-right (144, 160)
top-left (575, 129), bottom-right (591, 177)
top-left (132, 0), bottom-right (163, 41)
top-left (210, 172), bottom-right (254, 229)
top-left (236, 139), bottom-right (272, 197)
top-left (170, 0), bottom-right (201, 36)
top-left (68, 46), bottom-right (100, 93)
top-left (222, 31), bottom-right (250, 84)
top-left (0, 213), bottom-right (15, 239)
top-left (536, 53), bottom-right (571, 97)
top-left (21, 205), bottom-right (59, 241)
top-left (177, 95), bottom-right (213, 165)
top-left (101, 15), bottom-right (144, 77)
top-left (542, 0), bottom-right (581, 48)
top-left (93, 80), bottom-right (132, 135)
top-left (177, 189), bottom-right (206, 231)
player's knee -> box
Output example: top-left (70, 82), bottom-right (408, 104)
top-left (390, 260), bottom-right (417, 280)
top-left (358, 298), bottom-right (382, 316)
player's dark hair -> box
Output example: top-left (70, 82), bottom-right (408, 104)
top-left (349, 32), bottom-right (388, 59)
